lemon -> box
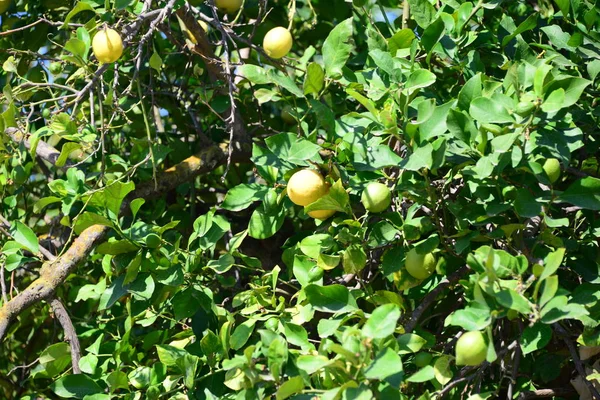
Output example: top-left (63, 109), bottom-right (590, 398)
top-left (92, 28), bottom-right (124, 63)
top-left (455, 331), bottom-right (488, 366)
top-left (215, 0), bottom-right (243, 14)
top-left (405, 248), bottom-right (436, 280)
top-left (308, 209), bottom-right (336, 220)
top-left (0, 0), bottom-right (11, 14)
top-left (263, 27), bottom-right (293, 59)
top-left (287, 169), bottom-right (328, 206)
top-left (361, 182), bottom-right (391, 213)
top-left (281, 105), bottom-right (296, 124)
top-left (542, 158), bottom-right (561, 184)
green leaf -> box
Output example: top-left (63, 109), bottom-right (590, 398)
top-left (300, 234), bottom-right (334, 259)
top-left (98, 276), bottom-right (128, 311)
top-left (558, 177), bottom-right (600, 210)
top-left (445, 304), bottom-right (492, 331)
top-left (405, 69), bottom-right (436, 93)
top-left (304, 284), bottom-right (358, 314)
top-left (407, 365), bottom-right (435, 382)
top-left (10, 221), bottom-right (39, 254)
top-left (276, 376), bottom-right (304, 400)
top-left (55, 142), bottom-right (80, 167)
top-left (364, 348), bottom-right (403, 380)
top-left (501, 13), bottom-right (538, 46)
top-left (421, 17), bottom-right (445, 54)
top-left (433, 355), bottom-right (453, 385)
top-left (322, 18), bottom-right (354, 78)
top-left (73, 212), bottom-right (113, 235)
top-left (458, 73), bottom-right (482, 111)
top-left (388, 28), bottom-right (415, 54)
top-left (305, 180), bottom-right (350, 213)
top-left (248, 202), bottom-right (285, 239)
top-left (64, 2), bottom-right (96, 27)
top-left (545, 77), bottom-right (591, 108)
top-left (96, 239), bottom-right (139, 255)
top-left (296, 355), bottom-right (332, 375)
top-left (230, 319), bottom-right (256, 350)
top-left (541, 88), bottom-right (565, 113)
top-left (469, 97), bottom-right (514, 124)
top-left (520, 323), bottom-right (552, 355)
top-left (408, 0), bottom-right (436, 28)
top-left (149, 51), bottom-right (162, 72)
top-left (514, 189), bottom-right (542, 218)
top-left (207, 253), bottom-right (235, 274)
top-left (50, 375), bottom-right (102, 399)
top-left (265, 133), bottom-right (322, 165)
top-left (304, 62), bottom-right (325, 96)
top-left (398, 333), bottom-right (426, 354)
top-left (494, 289), bottom-right (532, 314)
top-left (343, 244), bottom-right (367, 274)
top-left (401, 143), bottom-right (433, 171)
top-left (540, 248), bottom-right (565, 281)
top-left (362, 304), bottom-right (400, 339)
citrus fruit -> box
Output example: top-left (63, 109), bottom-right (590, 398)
top-left (414, 352), bottom-right (432, 367)
top-left (0, 0), bottom-right (11, 14)
top-left (361, 182), bottom-right (391, 213)
top-left (263, 27), bottom-right (293, 59)
top-left (405, 248), bottom-right (436, 280)
top-left (281, 105), bottom-right (296, 124)
top-left (542, 158), bottom-right (561, 184)
top-left (92, 28), bottom-right (124, 63)
top-left (287, 169), bottom-right (328, 206)
top-left (308, 209), bottom-right (336, 220)
top-left (215, 0), bottom-right (243, 14)
top-left (455, 331), bottom-right (488, 366)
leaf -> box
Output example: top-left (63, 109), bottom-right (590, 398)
top-left (408, 0), bottom-right (436, 28)
top-left (300, 234), bottom-right (334, 259)
top-left (63, 2), bottom-right (96, 27)
top-left (56, 142), bottom-right (81, 167)
top-left (230, 319), bottom-right (256, 350)
top-left (322, 18), bottom-right (354, 78)
top-left (248, 202), bottom-right (285, 239)
top-left (520, 323), bottom-right (552, 355)
top-left (434, 355), bottom-right (453, 385)
top-left (514, 189), bottom-right (542, 218)
top-left (458, 73), bottom-right (482, 111)
top-left (50, 375), bottom-right (102, 399)
top-left (469, 97), bottom-right (514, 124)
top-left (541, 88), bottom-right (565, 113)
top-left (388, 29), bottom-right (415, 54)
top-left (304, 62), bottom-right (325, 96)
top-left (407, 365), bottom-right (435, 382)
top-left (558, 177), bottom-right (600, 210)
top-left (156, 345), bottom-right (188, 366)
top-left (10, 221), bottom-right (39, 254)
top-left (98, 276), bottom-right (128, 311)
top-left (364, 348), bottom-right (403, 380)
top-left (444, 304), bottom-right (492, 331)
top-left (305, 180), bottom-right (350, 213)
top-left (545, 77), bottom-right (591, 108)
top-left (421, 17), bottom-right (445, 54)
top-left (405, 69), bottom-right (436, 93)
top-left (149, 51), bottom-right (162, 72)
top-left (362, 304), bottom-right (400, 339)
top-left (206, 253), bottom-right (235, 274)
top-left (296, 355), bottom-right (332, 375)
top-left (265, 132), bottom-right (322, 165)
top-left (494, 289), bottom-right (532, 314)
top-left (276, 376), bottom-right (304, 400)
top-left (540, 248), bottom-right (565, 281)
top-left (304, 284), bottom-right (358, 313)
top-left (397, 333), bottom-right (426, 354)
top-left (343, 244), bottom-right (367, 274)
top-left (501, 13), bottom-right (538, 46)
top-left (400, 143), bottom-right (433, 171)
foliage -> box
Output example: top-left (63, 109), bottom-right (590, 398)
top-left (1, 0), bottom-right (600, 399)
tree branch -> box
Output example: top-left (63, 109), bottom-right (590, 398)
top-left (405, 264), bottom-right (471, 333)
top-left (49, 298), bottom-right (81, 374)
top-left (517, 388), bottom-right (577, 399)
top-left (5, 127), bottom-right (74, 169)
top-left (0, 144), bottom-right (235, 342)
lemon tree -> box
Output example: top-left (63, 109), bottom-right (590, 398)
top-left (1, 0), bottom-right (600, 399)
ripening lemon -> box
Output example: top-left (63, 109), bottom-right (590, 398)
top-left (263, 27), bottom-right (293, 59)
top-left (92, 28), bottom-right (124, 63)
top-left (405, 248), bottom-right (436, 280)
top-left (542, 158), bottom-right (561, 184)
top-left (281, 105), bottom-right (296, 124)
top-left (361, 182), bottom-right (391, 213)
top-left (0, 0), bottom-right (11, 14)
top-left (215, 0), bottom-right (243, 14)
top-left (455, 331), bottom-right (488, 366)
top-left (287, 169), bottom-right (328, 206)
top-left (308, 209), bottom-right (336, 221)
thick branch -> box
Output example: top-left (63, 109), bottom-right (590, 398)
top-left (49, 298), bottom-right (81, 374)
top-left (0, 144), bottom-right (231, 342)
top-left (405, 265), bottom-right (471, 333)
top-left (5, 127), bottom-right (74, 169)
top-left (517, 388), bottom-right (577, 399)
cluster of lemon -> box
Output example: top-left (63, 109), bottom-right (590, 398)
top-left (89, 0), bottom-right (294, 65)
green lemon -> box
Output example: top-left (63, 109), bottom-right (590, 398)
top-left (542, 158), bottom-right (561, 184)
top-left (455, 331), bottom-right (488, 366)
top-left (361, 182), bottom-right (392, 213)
top-left (405, 249), bottom-right (436, 280)
top-left (414, 352), bottom-right (433, 367)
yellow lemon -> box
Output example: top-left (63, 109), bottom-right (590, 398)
top-left (308, 209), bottom-right (336, 220)
top-left (92, 28), bottom-right (124, 63)
top-left (287, 169), bottom-right (328, 206)
top-left (215, 0), bottom-right (243, 14)
top-left (455, 331), bottom-right (488, 366)
top-left (263, 27), bottom-right (293, 59)
top-left (0, 0), bottom-right (11, 14)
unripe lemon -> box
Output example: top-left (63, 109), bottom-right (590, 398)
top-left (263, 27), bottom-right (293, 59)
top-left (287, 169), bottom-right (328, 206)
top-left (455, 331), bottom-right (488, 366)
top-left (361, 182), bottom-right (391, 213)
top-left (542, 158), bottom-right (561, 184)
top-left (532, 263), bottom-right (544, 278)
top-left (308, 209), bottom-right (336, 220)
top-left (92, 28), bottom-right (124, 63)
top-left (414, 352), bottom-right (432, 367)
top-left (405, 248), bottom-right (436, 280)
top-left (215, 0), bottom-right (243, 14)
top-left (0, 0), bottom-right (11, 14)
top-left (281, 105), bottom-right (296, 124)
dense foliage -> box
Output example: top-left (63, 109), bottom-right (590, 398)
top-left (1, 0), bottom-right (600, 399)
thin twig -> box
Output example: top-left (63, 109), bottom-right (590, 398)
top-left (49, 298), bottom-right (81, 374)
top-left (0, 263), bottom-right (7, 305)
